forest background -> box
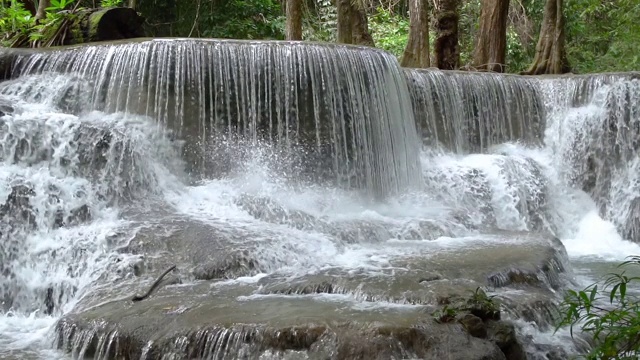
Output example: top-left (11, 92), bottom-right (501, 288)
top-left (1, 0), bottom-right (639, 74)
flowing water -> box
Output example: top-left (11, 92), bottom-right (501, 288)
top-left (0, 40), bottom-right (639, 359)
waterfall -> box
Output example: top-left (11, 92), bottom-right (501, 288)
top-left (6, 39), bottom-right (422, 198)
top-left (541, 74), bottom-right (640, 243)
top-left (405, 69), bottom-right (546, 153)
top-left (2, 38), bottom-right (640, 359)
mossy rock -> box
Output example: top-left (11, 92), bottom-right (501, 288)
top-left (85, 7), bottom-right (145, 43)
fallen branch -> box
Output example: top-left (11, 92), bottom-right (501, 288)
top-left (131, 264), bottom-right (177, 302)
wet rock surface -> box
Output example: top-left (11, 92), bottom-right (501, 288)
top-left (0, 97), bottom-right (14, 117)
top-left (55, 227), bottom-right (571, 359)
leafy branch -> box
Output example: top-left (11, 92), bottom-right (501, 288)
top-left (557, 255), bottom-right (640, 360)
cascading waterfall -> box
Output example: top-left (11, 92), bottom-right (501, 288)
top-left (406, 69), bottom-right (546, 153)
top-left (541, 74), bottom-right (640, 244)
top-left (1, 38), bottom-right (640, 359)
top-left (7, 39), bottom-right (422, 198)
top-left (0, 73), bottom-right (184, 356)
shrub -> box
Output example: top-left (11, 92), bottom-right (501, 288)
top-left (558, 256), bottom-right (640, 359)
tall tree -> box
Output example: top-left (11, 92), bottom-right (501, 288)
top-left (473, 0), bottom-right (509, 72)
top-left (35, 0), bottom-right (51, 22)
top-left (522, 0), bottom-right (570, 75)
top-left (285, 0), bottom-right (303, 40)
top-left (433, 0), bottom-right (460, 70)
top-left (336, 0), bottom-right (352, 43)
top-left (351, 3), bottom-right (374, 46)
top-left (401, 0), bottom-right (430, 68)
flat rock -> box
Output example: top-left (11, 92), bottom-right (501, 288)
top-left (56, 283), bottom-right (506, 360)
top-left (54, 229), bottom-right (570, 359)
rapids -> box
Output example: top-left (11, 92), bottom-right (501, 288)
top-left (0, 40), bottom-right (639, 359)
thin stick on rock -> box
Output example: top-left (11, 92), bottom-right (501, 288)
top-left (131, 265), bottom-right (177, 302)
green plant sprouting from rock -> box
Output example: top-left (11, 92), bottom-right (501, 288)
top-left (558, 255), bottom-right (640, 359)
top-left (433, 287), bottom-right (501, 324)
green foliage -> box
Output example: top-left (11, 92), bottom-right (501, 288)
top-left (458, 0), bottom-right (481, 67)
top-left (196, 0), bottom-right (284, 40)
top-left (432, 287), bottom-right (501, 323)
top-left (0, 0), bottom-right (80, 47)
top-left (558, 256), bottom-right (640, 359)
top-left (433, 304), bottom-right (459, 323)
top-left (303, 0), bottom-right (335, 42)
top-left (0, 1), bottom-right (34, 35)
top-left (47, 0), bottom-right (76, 11)
top-left (505, 29), bottom-right (528, 73)
top-left (2, 0), bottom-right (639, 74)
top-left (100, 0), bottom-right (123, 8)
top-left (565, 0), bottom-right (640, 73)
top-left (368, 7), bottom-right (409, 59)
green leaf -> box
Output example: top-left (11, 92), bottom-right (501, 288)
top-left (590, 285), bottom-right (598, 302)
top-left (610, 284), bottom-right (620, 303)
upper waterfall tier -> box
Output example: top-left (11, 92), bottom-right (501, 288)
top-left (405, 69), bottom-right (546, 153)
top-left (1, 38), bottom-right (422, 198)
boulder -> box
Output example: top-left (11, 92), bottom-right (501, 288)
top-left (459, 313), bottom-right (487, 338)
top-left (487, 321), bottom-right (526, 360)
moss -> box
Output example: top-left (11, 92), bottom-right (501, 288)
top-left (88, 9), bottom-right (109, 41)
top-left (68, 14), bottom-right (84, 44)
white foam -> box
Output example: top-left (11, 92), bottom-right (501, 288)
top-left (562, 210), bottom-right (640, 261)
top-left (0, 313), bottom-right (65, 358)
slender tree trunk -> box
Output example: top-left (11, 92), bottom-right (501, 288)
top-left (433, 0), bottom-right (460, 70)
top-left (336, 0), bottom-right (352, 44)
top-left (188, 0), bottom-right (202, 37)
top-left (351, 4), bottom-right (374, 46)
top-left (401, 0), bottom-right (430, 68)
top-left (473, 0), bottom-right (509, 72)
top-left (522, 0), bottom-right (570, 75)
top-left (285, 0), bottom-right (303, 40)
top-left (129, 0), bottom-right (137, 9)
top-left (35, 0), bottom-right (51, 21)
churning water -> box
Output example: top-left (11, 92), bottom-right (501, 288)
top-left (0, 40), bottom-right (639, 359)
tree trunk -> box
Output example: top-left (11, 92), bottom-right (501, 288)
top-left (473, 0), bottom-right (509, 72)
top-left (336, 0), bottom-right (352, 44)
top-left (129, 0), bottom-right (137, 10)
top-left (401, 0), bottom-right (430, 68)
top-left (433, 0), bottom-right (460, 70)
top-left (35, 0), bottom-right (51, 22)
top-left (522, 0), bottom-right (570, 75)
top-left (351, 4), bottom-right (374, 46)
top-left (285, 0), bottom-right (303, 40)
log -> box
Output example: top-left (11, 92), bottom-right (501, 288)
top-left (85, 7), bottom-right (145, 43)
